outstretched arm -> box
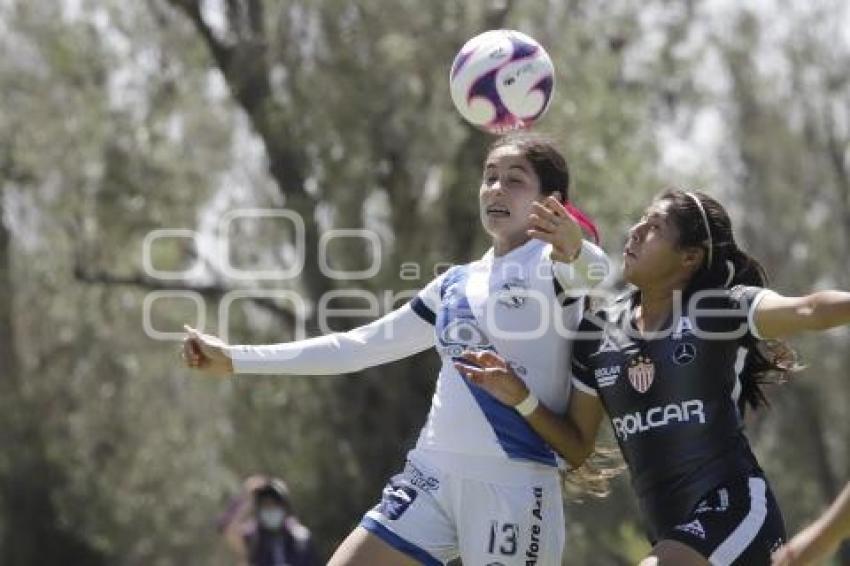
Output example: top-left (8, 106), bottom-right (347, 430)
top-left (754, 290), bottom-right (850, 339)
top-left (183, 303), bottom-right (435, 376)
top-left (772, 482), bottom-right (850, 565)
top-left (454, 350), bottom-right (605, 469)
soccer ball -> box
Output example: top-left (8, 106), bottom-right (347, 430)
top-left (449, 30), bottom-right (555, 134)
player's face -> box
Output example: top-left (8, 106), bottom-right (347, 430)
top-left (623, 200), bottom-right (694, 287)
top-left (479, 145), bottom-right (543, 251)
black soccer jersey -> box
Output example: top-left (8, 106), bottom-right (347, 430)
top-left (572, 285), bottom-right (773, 537)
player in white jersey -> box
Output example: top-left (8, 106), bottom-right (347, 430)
top-left (182, 133), bottom-right (610, 566)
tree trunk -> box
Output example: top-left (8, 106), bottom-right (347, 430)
top-left (0, 194), bottom-right (105, 565)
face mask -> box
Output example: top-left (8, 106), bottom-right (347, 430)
top-left (258, 507), bottom-right (286, 530)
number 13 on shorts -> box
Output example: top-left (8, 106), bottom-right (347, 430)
top-left (469, 483), bottom-right (563, 566)
top-left (487, 520), bottom-right (519, 556)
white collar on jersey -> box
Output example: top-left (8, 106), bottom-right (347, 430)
top-left (484, 238), bottom-right (545, 265)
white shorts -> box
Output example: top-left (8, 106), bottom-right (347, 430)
top-left (360, 448), bottom-right (565, 565)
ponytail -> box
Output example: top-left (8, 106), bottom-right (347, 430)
top-left (661, 189), bottom-right (802, 413)
top-left (726, 246), bottom-right (800, 413)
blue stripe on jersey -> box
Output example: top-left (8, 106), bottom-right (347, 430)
top-left (360, 517), bottom-right (443, 566)
top-left (462, 378), bottom-right (557, 466)
top-left (410, 297), bottom-right (436, 325)
top-left (439, 265), bottom-right (466, 300)
top-left (439, 265), bottom-right (557, 466)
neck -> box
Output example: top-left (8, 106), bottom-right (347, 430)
top-left (636, 283), bottom-right (683, 333)
top-left (493, 233), bottom-right (532, 257)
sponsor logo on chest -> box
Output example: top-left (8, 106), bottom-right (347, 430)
top-left (612, 400), bottom-right (706, 441)
top-left (673, 342), bottom-right (698, 365)
top-left (594, 365), bottom-right (621, 388)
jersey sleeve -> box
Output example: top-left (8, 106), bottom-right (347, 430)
top-left (570, 319), bottom-right (600, 398)
top-left (228, 302), bottom-right (436, 375)
top-left (732, 285), bottom-right (777, 340)
top-left (551, 240), bottom-right (612, 304)
top-left (408, 267), bottom-right (449, 326)
top-left (692, 285), bottom-right (777, 341)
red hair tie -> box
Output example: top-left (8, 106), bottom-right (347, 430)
top-left (563, 202), bottom-right (600, 244)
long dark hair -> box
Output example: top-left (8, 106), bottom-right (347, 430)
top-left (659, 188), bottom-right (800, 412)
top-left (488, 133), bottom-right (600, 243)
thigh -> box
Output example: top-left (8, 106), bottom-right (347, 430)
top-left (329, 526), bottom-right (424, 566)
top-left (456, 475), bottom-right (565, 566)
top-left (661, 475), bottom-right (787, 566)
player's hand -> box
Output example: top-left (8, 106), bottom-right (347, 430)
top-left (243, 475), bottom-right (268, 493)
top-left (527, 194), bottom-right (583, 263)
top-left (453, 350), bottom-right (530, 407)
top-left (182, 325), bottom-right (234, 376)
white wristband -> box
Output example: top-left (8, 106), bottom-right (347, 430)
top-left (514, 392), bottom-right (539, 417)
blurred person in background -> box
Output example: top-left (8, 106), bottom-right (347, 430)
top-left (218, 475), bottom-right (318, 566)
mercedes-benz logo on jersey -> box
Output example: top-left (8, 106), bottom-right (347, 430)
top-left (496, 278), bottom-right (529, 308)
top-left (627, 355), bottom-right (655, 393)
top-left (673, 342), bottom-right (697, 366)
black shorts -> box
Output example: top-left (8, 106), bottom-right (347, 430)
top-left (660, 474), bottom-right (786, 566)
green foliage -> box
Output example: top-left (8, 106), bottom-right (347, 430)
top-left (0, 0), bottom-right (848, 564)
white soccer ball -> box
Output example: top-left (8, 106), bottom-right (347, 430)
top-left (449, 29), bottom-right (555, 134)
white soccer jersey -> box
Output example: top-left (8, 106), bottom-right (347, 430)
top-left (229, 239), bottom-right (609, 467)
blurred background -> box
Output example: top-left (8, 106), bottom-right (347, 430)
top-left (1, 0), bottom-right (848, 564)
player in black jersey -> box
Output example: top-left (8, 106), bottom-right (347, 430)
top-left (454, 189), bottom-right (850, 565)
